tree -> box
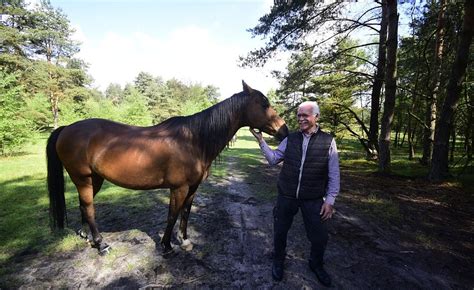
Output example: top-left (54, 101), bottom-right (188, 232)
top-left (420, 0), bottom-right (447, 165)
top-left (241, 1), bottom-right (347, 67)
top-left (119, 86), bottom-right (152, 126)
top-left (241, 1), bottom-right (397, 157)
top-left (0, 0), bottom-right (31, 71)
top-left (378, 0), bottom-right (398, 173)
top-left (181, 84), bottom-right (220, 116)
top-left (105, 83), bottom-right (124, 105)
top-left (28, 0), bottom-right (80, 128)
top-left (429, 0), bottom-right (473, 180)
top-left (367, 0), bottom-right (388, 159)
top-left (0, 71), bottom-right (32, 155)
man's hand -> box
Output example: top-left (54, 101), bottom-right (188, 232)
top-left (249, 128), bottom-right (263, 143)
top-left (320, 202), bottom-right (334, 221)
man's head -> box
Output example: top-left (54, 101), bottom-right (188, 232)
top-left (297, 101), bottom-right (320, 134)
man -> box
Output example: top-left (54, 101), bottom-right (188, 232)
top-left (250, 101), bottom-right (340, 287)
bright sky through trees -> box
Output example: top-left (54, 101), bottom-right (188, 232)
top-left (39, 0), bottom-right (412, 98)
top-left (46, 0), bottom-right (280, 98)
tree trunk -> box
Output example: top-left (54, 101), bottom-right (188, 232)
top-left (378, 0), bottom-right (398, 174)
top-left (47, 57), bottom-right (59, 129)
top-left (429, 0), bottom-right (473, 180)
top-left (450, 121), bottom-right (456, 162)
top-left (51, 91), bottom-right (59, 129)
top-left (48, 68), bottom-right (59, 129)
top-left (408, 122), bottom-right (417, 160)
top-left (466, 96), bottom-right (473, 161)
top-left (368, 0), bottom-right (388, 159)
top-left (400, 124), bottom-right (408, 147)
top-left (394, 123), bottom-right (400, 148)
top-left (407, 58), bottom-right (422, 160)
top-left (421, 0), bottom-right (447, 165)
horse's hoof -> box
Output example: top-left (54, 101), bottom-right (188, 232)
top-left (180, 239), bottom-right (193, 252)
top-left (98, 244), bottom-right (112, 256)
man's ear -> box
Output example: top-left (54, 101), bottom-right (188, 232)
top-left (242, 80), bottom-right (253, 94)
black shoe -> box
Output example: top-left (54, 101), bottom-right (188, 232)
top-left (272, 261), bottom-right (284, 281)
top-left (309, 263), bottom-right (332, 287)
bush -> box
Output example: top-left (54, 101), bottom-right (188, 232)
top-left (0, 71), bottom-right (34, 155)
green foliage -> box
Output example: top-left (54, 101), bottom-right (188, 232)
top-left (83, 98), bottom-right (119, 121)
top-left (27, 0), bottom-right (79, 62)
top-left (119, 87), bottom-right (153, 126)
top-left (23, 93), bottom-right (50, 131)
top-left (105, 83), bottom-right (124, 105)
top-left (181, 84), bottom-right (219, 116)
top-left (0, 71), bottom-right (33, 155)
top-left (275, 38), bottom-right (370, 137)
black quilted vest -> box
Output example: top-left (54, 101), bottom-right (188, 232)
top-left (277, 129), bottom-right (333, 199)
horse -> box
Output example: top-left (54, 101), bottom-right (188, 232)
top-left (46, 81), bottom-right (289, 255)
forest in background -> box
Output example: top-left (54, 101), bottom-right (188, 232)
top-left (241, 0), bottom-right (473, 181)
top-left (0, 0), bottom-right (220, 154)
top-left (1, 0), bottom-right (473, 181)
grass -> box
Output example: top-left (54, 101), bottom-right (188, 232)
top-left (360, 192), bottom-right (400, 223)
top-left (218, 130), bottom-right (280, 200)
top-left (414, 231), bottom-right (435, 249)
top-left (46, 232), bottom-right (88, 253)
top-left (0, 135), bottom-right (52, 263)
top-left (338, 138), bottom-right (473, 182)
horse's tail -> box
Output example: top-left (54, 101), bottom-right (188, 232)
top-left (46, 126), bottom-right (67, 230)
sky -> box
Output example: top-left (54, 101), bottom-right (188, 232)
top-left (47, 0), bottom-right (281, 99)
top-left (41, 0), bottom-right (413, 100)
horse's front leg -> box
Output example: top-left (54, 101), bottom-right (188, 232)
top-left (161, 185), bottom-right (189, 256)
top-left (178, 185), bottom-right (198, 251)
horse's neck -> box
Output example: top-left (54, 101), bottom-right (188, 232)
top-left (200, 97), bottom-right (247, 162)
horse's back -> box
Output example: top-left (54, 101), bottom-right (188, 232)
top-left (56, 118), bottom-right (207, 189)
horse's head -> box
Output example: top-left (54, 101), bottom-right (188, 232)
top-left (242, 81), bottom-right (289, 141)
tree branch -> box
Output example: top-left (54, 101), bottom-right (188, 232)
top-left (333, 103), bottom-right (370, 137)
top-left (408, 111), bottom-right (430, 130)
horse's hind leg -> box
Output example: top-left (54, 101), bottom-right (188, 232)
top-left (77, 174), bottom-right (103, 242)
top-left (73, 175), bottom-right (110, 255)
top-left (178, 184), bottom-right (198, 251)
top-left (161, 185), bottom-right (189, 256)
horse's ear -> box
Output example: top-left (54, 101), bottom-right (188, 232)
top-left (242, 80), bottom-right (253, 94)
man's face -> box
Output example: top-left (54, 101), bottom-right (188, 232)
top-left (297, 105), bottom-right (319, 134)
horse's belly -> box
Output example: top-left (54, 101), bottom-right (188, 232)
top-left (95, 159), bottom-right (168, 189)
top-left (104, 171), bottom-right (165, 190)
top-left (95, 155), bottom-right (203, 190)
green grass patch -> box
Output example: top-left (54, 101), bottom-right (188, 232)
top-left (220, 129), bottom-right (280, 200)
top-left (414, 231), bottom-right (435, 249)
top-left (46, 231), bottom-right (88, 253)
top-left (358, 192), bottom-right (400, 223)
top-left (0, 135), bottom-right (52, 264)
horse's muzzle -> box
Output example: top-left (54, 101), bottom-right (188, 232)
top-left (275, 124), bottom-right (289, 141)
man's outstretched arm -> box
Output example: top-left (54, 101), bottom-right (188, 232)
top-left (250, 129), bottom-right (286, 165)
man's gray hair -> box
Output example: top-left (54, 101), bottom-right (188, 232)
top-left (298, 101), bottom-right (320, 116)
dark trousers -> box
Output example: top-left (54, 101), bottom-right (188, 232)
top-left (273, 194), bottom-right (328, 267)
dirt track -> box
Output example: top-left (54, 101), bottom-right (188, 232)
top-left (1, 156), bottom-right (473, 288)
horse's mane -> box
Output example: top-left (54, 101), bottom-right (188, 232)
top-left (157, 91), bottom-right (266, 163)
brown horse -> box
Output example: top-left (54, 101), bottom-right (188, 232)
top-left (47, 81), bottom-right (288, 255)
